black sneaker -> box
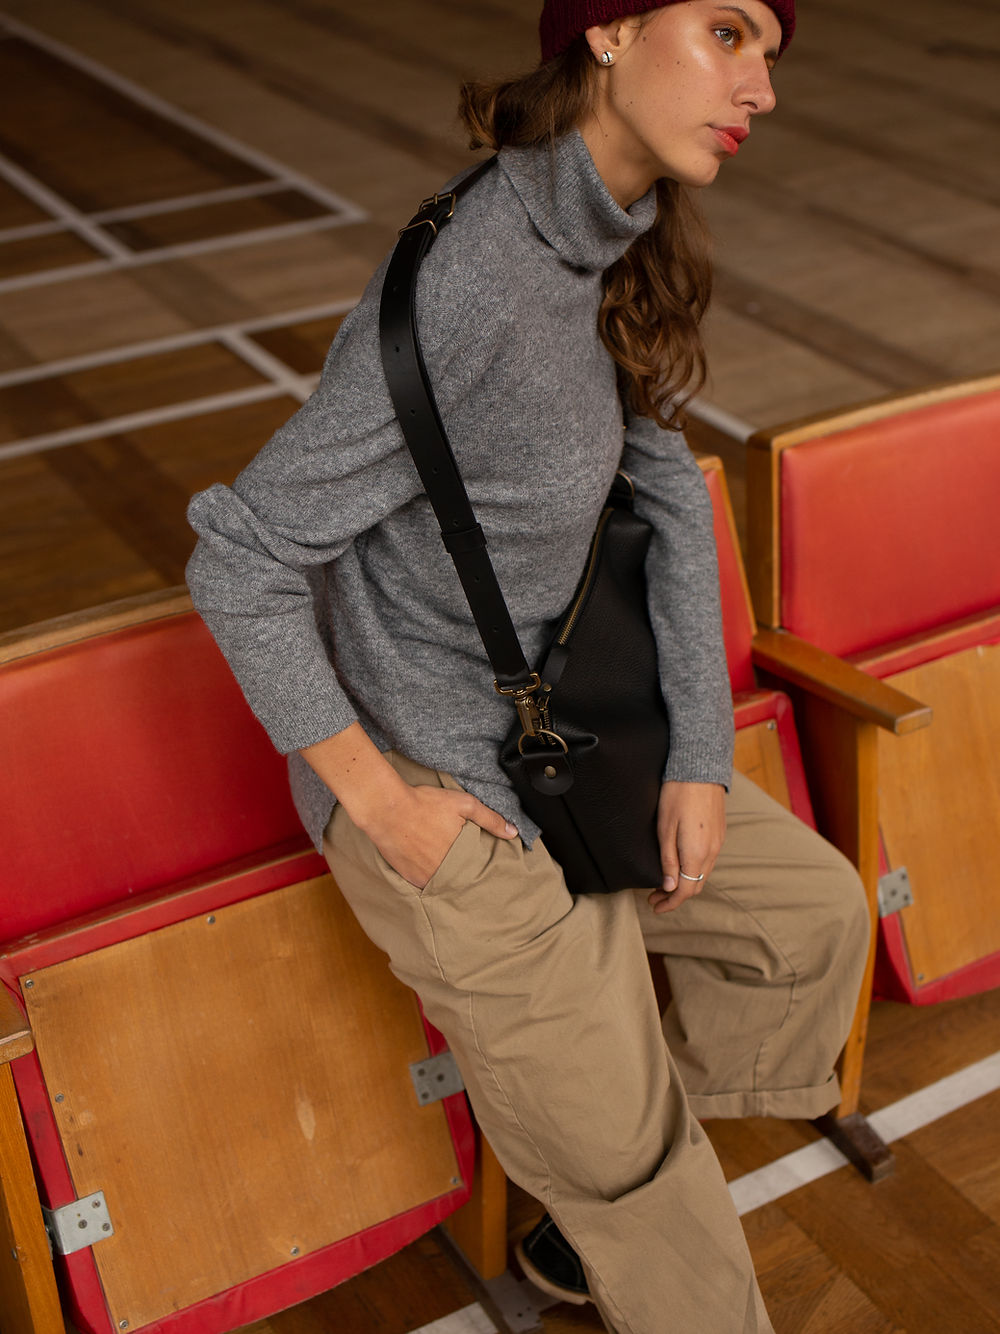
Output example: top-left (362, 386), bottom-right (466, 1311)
top-left (515, 1213), bottom-right (591, 1305)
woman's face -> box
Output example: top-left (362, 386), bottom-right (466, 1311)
top-left (579, 1), bottom-right (782, 206)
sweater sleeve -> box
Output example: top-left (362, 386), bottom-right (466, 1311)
top-left (621, 411), bottom-right (735, 787)
top-left (186, 264), bottom-right (503, 755)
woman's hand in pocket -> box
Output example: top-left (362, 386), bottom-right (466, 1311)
top-left (364, 783), bottom-right (519, 889)
top-left (300, 725), bottom-right (519, 889)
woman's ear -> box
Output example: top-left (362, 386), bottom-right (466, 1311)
top-left (583, 16), bottom-right (643, 66)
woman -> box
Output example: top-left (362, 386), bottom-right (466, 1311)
top-left (187, 3), bottom-right (868, 1330)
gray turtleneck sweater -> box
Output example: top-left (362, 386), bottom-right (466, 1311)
top-left (186, 131), bottom-right (734, 851)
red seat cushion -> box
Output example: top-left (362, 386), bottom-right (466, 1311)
top-left (779, 390), bottom-right (1000, 656)
top-left (1, 612), bottom-right (303, 941)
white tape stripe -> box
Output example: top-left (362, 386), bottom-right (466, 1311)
top-left (116, 212), bottom-right (348, 260)
top-left (0, 155), bottom-right (130, 260)
top-left (218, 330), bottom-right (314, 404)
top-left (87, 180), bottom-right (290, 224)
top-left (0, 258), bottom-right (110, 293)
top-left (405, 1304), bottom-right (497, 1334)
top-left (868, 1049), bottom-right (1000, 1143)
top-left (0, 16), bottom-right (366, 296)
top-left (0, 385), bottom-right (289, 462)
top-left (228, 298), bottom-right (357, 333)
top-left (0, 182), bottom-right (298, 245)
top-left (729, 1051), bottom-right (1000, 1216)
top-left (0, 14), bottom-right (366, 224)
top-left (0, 212), bottom-right (351, 295)
top-left (729, 1137), bottom-right (848, 1217)
top-left (0, 219), bottom-right (67, 244)
top-left (0, 297), bottom-right (356, 389)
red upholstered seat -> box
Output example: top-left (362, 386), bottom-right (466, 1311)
top-left (777, 388), bottom-right (1000, 660)
top-left (0, 592), bottom-right (489, 1334)
top-left (747, 375), bottom-right (1000, 1010)
top-left (1, 608), bottom-right (304, 943)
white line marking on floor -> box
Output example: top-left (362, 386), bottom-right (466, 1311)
top-left (0, 182), bottom-right (292, 246)
top-left (0, 293), bottom-right (360, 459)
top-left (0, 298), bottom-right (356, 390)
top-left (405, 1304), bottom-right (497, 1334)
top-left (729, 1138), bottom-right (848, 1217)
top-left (0, 154), bottom-right (131, 261)
top-left (867, 1048), bottom-right (1000, 1143)
top-left (0, 258), bottom-right (111, 292)
top-left (0, 218), bottom-right (66, 244)
top-left (86, 180), bottom-right (291, 225)
top-left (218, 330), bottom-right (315, 404)
top-left (729, 1050), bottom-right (1000, 1215)
top-left (0, 213), bottom-right (354, 295)
top-left (0, 385), bottom-right (291, 462)
top-left (0, 15), bottom-right (367, 295)
top-left (0, 14), bottom-right (366, 223)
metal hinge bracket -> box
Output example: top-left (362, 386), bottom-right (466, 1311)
top-left (878, 866), bottom-right (914, 918)
top-left (43, 1191), bottom-right (114, 1256)
top-left (410, 1051), bottom-right (464, 1105)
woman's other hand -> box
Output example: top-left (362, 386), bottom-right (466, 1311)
top-left (648, 780), bottom-right (726, 914)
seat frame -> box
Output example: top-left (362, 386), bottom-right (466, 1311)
top-left (746, 379), bottom-right (999, 1019)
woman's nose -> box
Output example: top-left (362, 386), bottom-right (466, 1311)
top-left (742, 65), bottom-right (777, 116)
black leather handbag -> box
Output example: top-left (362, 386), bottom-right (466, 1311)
top-left (378, 162), bottom-right (670, 894)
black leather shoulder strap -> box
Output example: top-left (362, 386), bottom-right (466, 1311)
top-left (378, 157), bottom-right (534, 690)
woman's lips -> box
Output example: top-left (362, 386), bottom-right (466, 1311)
top-left (712, 126), bottom-right (749, 155)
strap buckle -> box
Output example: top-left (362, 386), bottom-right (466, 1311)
top-left (399, 189), bottom-right (458, 237)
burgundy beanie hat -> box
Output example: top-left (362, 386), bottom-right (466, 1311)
top-left (539, 0), bottom-right (796, 63)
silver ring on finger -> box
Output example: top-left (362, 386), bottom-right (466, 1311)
top-left (678, 870), bottom-right (705, 882)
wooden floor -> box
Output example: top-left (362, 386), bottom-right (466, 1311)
top-left (2, 1), bottom-right (998, 1331)
top-left (2, 0), bottom-right (1000, 632)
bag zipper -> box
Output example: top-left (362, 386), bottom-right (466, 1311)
top-left (556, 506), bottom-right (613, 646)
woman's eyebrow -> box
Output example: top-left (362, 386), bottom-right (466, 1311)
top-left (715, 5), bottom-right (762, 38)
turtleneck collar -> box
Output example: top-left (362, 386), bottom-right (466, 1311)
top-left (498, 129), bottom-right (657, 274)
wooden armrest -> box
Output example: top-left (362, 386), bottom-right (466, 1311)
top-left (0, 585), bottom-right (192, 667)
top-left (752, 629), bottom-right (933, 735)
top-left (1, 986), bottom-right (33, 1064)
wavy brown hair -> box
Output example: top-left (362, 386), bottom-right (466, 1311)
top-left (460, 35), bottom-right (712, 431)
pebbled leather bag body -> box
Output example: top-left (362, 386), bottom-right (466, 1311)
top-left (498, 479), bottom-right (669, 893)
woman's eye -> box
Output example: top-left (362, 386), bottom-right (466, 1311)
top-left (714, 25), bottom-right (742, 48)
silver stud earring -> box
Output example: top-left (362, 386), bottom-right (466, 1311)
top-left (600, 50), bottom-right (614, 66)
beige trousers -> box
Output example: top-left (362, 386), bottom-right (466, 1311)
top-left (322, 755), bottom-right (869, 1334)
